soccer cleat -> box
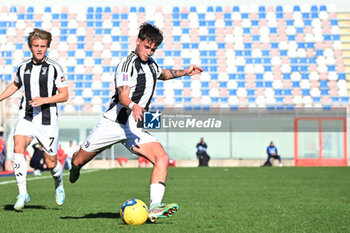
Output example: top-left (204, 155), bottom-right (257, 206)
top-left (55, 185), bottom-right (65, 206)
top-left (148, 203), bottom-right (179, 222)
top-left (14, 193), bottom-right (30, 211)
top-left (69, 165), bottom-right (81, 183)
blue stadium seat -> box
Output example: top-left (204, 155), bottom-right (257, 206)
top-left (284, 89), bottom-right (292, 96)
top-left (207, 6), bottom-right (214, 12)
top-left (293, 6), bottom-right (300, 12)
top-left (292, 81), bottom-right (300, 88)
top-left (313, 97), bottom-right (321, 103)
top-left (247, 89), bottom-right (255, 96)
top-left (102, 82), bottom-right (110, 89)
top-left (241, 13), bottom-right (249, 19)
top-left (190, 6), bottom-right (197, 12)
top-left (93, 90), bottom-right (101, 96)
top-left (338, 73), bottom-right (346, 80)
top-left (175, 97), bottom-right (182, 103)
top-left (276, 6), bottom-right (283, 12)
top-left (320, 5), bottom-right (327, 11)
top-left (229, 89), bottom-right (237, 96)
top-left (301, 73), bottom-right (309, 80)
top-left (340, 97), bottom-right (349, 103)
top-left (276, 105), bottom-right (284, 110)
top-left (201, 90), bottom-right (209, 96)
top-left (102, 98), bottom-right (110, 104)
top-left (184, 97), bottom-right (192, 103)
top-left (276, 98), bottom-right (284, 103)
top-left (267, 105), bottom-right (275, 111)
top-left (323, 105), bottom-right (332, 111)
top-left (67, 75), bottom-right (74, 81)
top-left (44, 6), bottom-right (52, 13)
top-left (331, 97), bottom-right (339, 103)
top-left (256, 74), bottom-right (263, 80)
top-left (10, 6), bottom-right (17, 13)
top-left (5, 75), bottom-right (11, 81)
top-left (302, 89), bottom-right (310, 96)
top-left (320, 89), bottom-right (329, 96)
top-left (226, 74), bottom-right (235, 80)
top-left (311, 5), bottom-right (318, 12)
top-left (156, 89), bottom-right (164, 96)
top-left (75, 106), bottom-right (82, 112)
top-left (256, 82), bottom-right (263, 88)
top-left (138, 7), bottom-right (145, 13)
top-left (265, 81), bottom-right (272, 88)
top-left (238, 74), bottom-right (246, 80)
top-left (102, 90), bottom-right (110, 96)
top-left (232, 6), bottom-right (240, 12)
top-left (275, 89), bottom-right (283, 95)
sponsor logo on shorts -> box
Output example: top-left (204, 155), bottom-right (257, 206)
top-left (143, 110), bottom-right (161, 129)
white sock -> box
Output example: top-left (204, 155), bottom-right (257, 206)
top-left (50, 162), bottom-right (63, 189)
top-left (13, 153), bottom-right (27, 195)
top-left (150, 183), bottom-right (165, 208)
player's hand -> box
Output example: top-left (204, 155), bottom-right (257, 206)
top-left (185, 64), bottom-right (204, 76)
top-left (29, 97), bottom-right (47, 107)
top-left (131, 104), bottom-right (145, 122)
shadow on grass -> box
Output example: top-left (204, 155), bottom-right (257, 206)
top-left (61, 212), bottom-right (120, 219)
top-left (3, 204), bottom-right (59, 211)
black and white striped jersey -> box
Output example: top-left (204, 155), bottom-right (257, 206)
top-left (14, 58), bottom-right (67, 125)
top-left (104, 52), bottom-right (162, 124)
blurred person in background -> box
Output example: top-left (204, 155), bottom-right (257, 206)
top-left (196, 138), bottom-right (210, 167)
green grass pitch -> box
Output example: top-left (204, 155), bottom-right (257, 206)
top-left (0, 167), bottom-right (349, 232)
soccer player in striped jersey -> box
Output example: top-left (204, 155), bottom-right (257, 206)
top-left (0, 29), bottom-right (68, 211)
top-left (70, 23), bottom-right (203, 222)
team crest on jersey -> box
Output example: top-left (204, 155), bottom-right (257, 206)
top-left (123, 73), bottom-right (128, 81)
top-left (42, 67), bottom-right (48, 75)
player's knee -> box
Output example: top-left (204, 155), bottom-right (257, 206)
top-left (13, 145), bottom-right (25, 154)
top-left (156, 152), bottom-right (169, 167)
top-left (45, 160), bottom-right (57, 170)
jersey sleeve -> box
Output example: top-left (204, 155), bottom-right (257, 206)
top-left (115, 59), bottom-right (134, 88)
top-left (53, 63), bottom-right (67, 88)
top-left (14, 65), bottom-right (22, 86)
top-left (154, 62), bottom-right (162, 79)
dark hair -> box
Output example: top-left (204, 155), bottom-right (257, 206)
top-left (138, 22), bottom-right (163, 46)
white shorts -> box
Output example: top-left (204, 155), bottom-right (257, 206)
top-left (81, 116), bottom-right (157, 153)
top-left (13, 118), bottom-right (59, 156)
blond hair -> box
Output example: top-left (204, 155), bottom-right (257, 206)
top-left (27, 28), bottom-right (52, 48)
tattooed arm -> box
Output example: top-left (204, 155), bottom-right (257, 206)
top-left (117, 85), bottom-right (144, 121)
top-left (159, 64), bottom-right (204, 81)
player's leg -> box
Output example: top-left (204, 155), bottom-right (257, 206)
top-left (37, 125), bottom-right (65, 206)
top-left (42, 152), bottom-right (65, 205)
top-left (70, 117), bottom-right (122, 183)
top-left (69, 148), bottom-right (99, 183)
top-left (132, 142), bottom-right (178, 222)
top-left (13, 135), bottom-right (32, 211)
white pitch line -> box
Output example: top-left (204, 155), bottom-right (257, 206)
top-left (0, 169), bottom-right (101, 185)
